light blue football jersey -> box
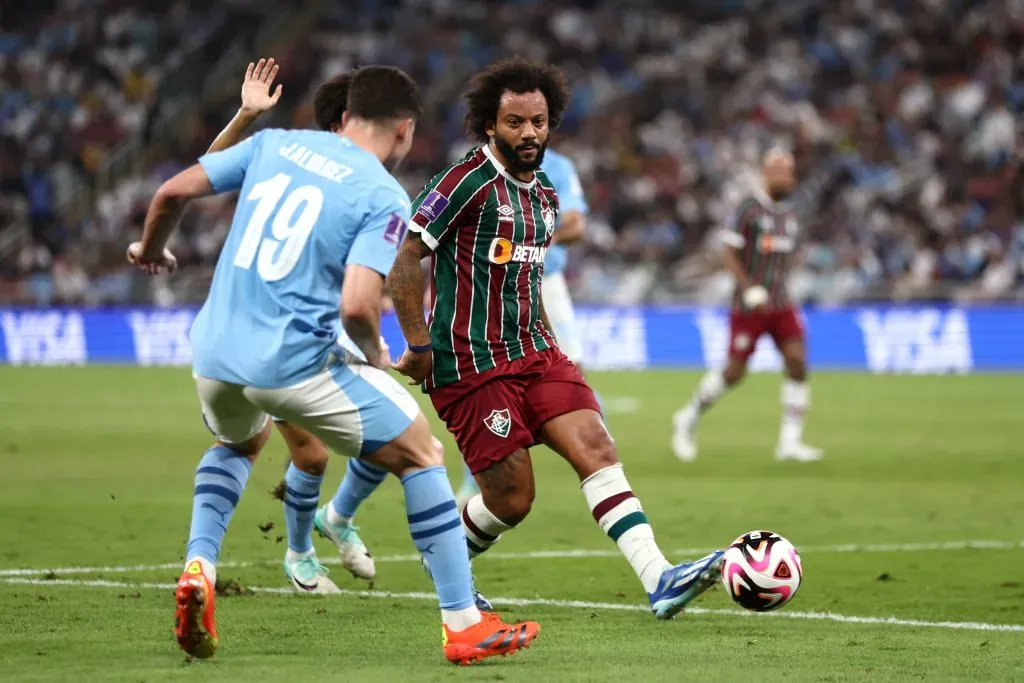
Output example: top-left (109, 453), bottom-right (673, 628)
top-left (540, 148), bottom-right (588, 275)
top-left (190, 129), bottom-right (411, 389)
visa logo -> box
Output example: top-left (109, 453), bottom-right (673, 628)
top-left (127, 311), bottom-right (195, 366)
top-left (857, 309), bottom-right (972, 374)
top-left (0, 312), bottom-right (87, 365)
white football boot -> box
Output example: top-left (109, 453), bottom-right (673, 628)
top-left (283, 552), bottom-right (341, 594)
top-left (314, 506), bottom-right (376, 580)
top-left (775, 442), bottom-right (824, 462)
top-left (671, 406), bottom-right (698, 462)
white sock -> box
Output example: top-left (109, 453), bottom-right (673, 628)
top-left (681, 371), bottom-right (726, 428)
top-left (285, 548), bottom-right (315, 564)
top-left (581, 464), bottom-right (672, 593)
top-left (779, 379), bottom-right (809, 447)
top-left (185, 555), bottom-right (217, 585)
top-left (462, 494), bottom-right (512, 560)
top-left (327, 501), bottom-right (352, 527)
top-left (441, 605), bottom-right (482, 631)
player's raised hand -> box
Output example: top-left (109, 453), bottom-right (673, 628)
top-left (393, 348), bottom-right (433, 385)
top-left (127, 241), bottom-right (178, 275)
top-left (240, 58), bottom-right (283, 116)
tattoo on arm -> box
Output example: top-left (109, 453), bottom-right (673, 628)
top-left (387, 234), bottom-right (433, 347)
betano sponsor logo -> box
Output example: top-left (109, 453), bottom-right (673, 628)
top-left (488, 238), bottom-right (546, 265)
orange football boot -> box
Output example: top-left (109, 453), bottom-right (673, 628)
top-left (174, 560), bottom-right (218, 658)
top-left (442, 612), bottom-right (541, 665)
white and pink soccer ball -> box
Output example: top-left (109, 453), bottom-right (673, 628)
top-left (721, 530), bottom-right (802, 612)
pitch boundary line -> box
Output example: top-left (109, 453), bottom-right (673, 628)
top-left (1, 539), bottom-right (1021, 578)
top-left (2, 576), bottom-right (1022, 634)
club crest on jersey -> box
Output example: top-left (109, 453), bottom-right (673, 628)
top-left (488, 238), bottom-right (546, 265)
top-left (497, 204), bottom-right (515, 222)
top-left (483, 409), bottom-right (512, 438)
top-left (542, 208), bottom-right (556, 234)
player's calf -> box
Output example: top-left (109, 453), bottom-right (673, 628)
top-left (776, 338), bottom-right (822, 462)
top-left (460, 448), bottom-right (537, 559)
top-left (672, 359), bottom-right (745, 461)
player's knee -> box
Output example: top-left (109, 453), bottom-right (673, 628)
top-left (723, 361), bottom-right (747, 386)
top-left (414, 436), bottom-right (445, 469)
top-left (785, 356), bottom-right (807, 382)
top-left (579, 418), bottom-right (618, 471)
top-left (281, 425), bottom-right (329, 475)
top-left (366, 419), bottom-right (443, 475)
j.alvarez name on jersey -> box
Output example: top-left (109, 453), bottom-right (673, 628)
top-left (278, 142), bottom-right (354, 184)
top-left (488, 238), bottom-right (547, 265)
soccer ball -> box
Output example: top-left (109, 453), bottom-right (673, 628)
top-left (721, 530), bottom-right (802, 612)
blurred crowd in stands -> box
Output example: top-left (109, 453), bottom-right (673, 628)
top-left (1, 0), bottom-right (1022, 306)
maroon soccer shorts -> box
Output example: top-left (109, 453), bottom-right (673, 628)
top-left (728, 306), bottom-right (805, 362)
top-left (429, 348), bottom-right (601, 474)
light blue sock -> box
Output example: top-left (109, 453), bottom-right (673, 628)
top-left (331, 458), bottom-right (387, 520)
top-left (459, 462), bottom-right (476, 492)
top-left (283, 463), bottom-right (321, 553)
top-left (402, 466), bottom-right (474, 610)
top-left (186, 445), bottom-right (252, 564)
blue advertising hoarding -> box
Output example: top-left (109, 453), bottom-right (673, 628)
top-left (0, 306), bottom-right (1021, 373)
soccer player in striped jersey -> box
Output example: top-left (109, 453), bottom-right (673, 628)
top-left (453, 145), bottom-right (592, 508)
top-left (388, 58), bottom-right (725, 620)
top-left (672, 148), bottom-right (823, 463)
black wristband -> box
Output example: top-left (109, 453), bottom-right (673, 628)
top-left (408, 342), bottom-right (433, 353)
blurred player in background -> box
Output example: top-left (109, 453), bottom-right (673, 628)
top-left (388, 57), bottom-right (724, 620)
top-left (129, 65), bottom-right (539, 664)
top-left (454, 145), bottom-right (592, 508)
top-left (205, 61), bottom-right (378, 590)
top-left (672, 148), bottom-right (823, 463)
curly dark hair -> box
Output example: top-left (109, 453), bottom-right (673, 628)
top-left (463, 58), bottom-right (571, 143)
top-left (313, 71), bottom-right (355, 131)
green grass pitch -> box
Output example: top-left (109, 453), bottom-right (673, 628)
top-left (0, 366), bottom-right (1022, 681)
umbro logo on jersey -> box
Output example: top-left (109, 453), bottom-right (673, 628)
top-left (483, 409), bottom-right (512, 438)
top-left (497, 204), bottom-right (515, 222)
top-left (488, 238), bottom-right (546, 265)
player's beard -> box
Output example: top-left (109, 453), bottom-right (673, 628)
top-left (493, 135), bottom-right (546, 173)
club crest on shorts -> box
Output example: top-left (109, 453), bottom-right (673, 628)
top-left (483, 409), bottom-right (512, 438)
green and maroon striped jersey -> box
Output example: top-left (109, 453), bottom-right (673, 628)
top-left (409, 145), bottom-right (560, 390)
top-left (721, 193), bottom-right (799, 310)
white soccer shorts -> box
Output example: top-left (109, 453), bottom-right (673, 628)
top-left (542, 271), bottom-right (583, 363)
top-left (194, 363), bottom-right (420, 457)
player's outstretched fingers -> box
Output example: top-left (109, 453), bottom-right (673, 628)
top-left (245, 61), bottom-right (255, 82)
top-left (259, 58), bottom-right (275, 82)
top-left (253, 58), bottom-right (266, 81)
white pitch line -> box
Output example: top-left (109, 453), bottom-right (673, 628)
top-left (2, 539), bottom-right (1021, 578)
top-left (3, 576), bottom-right (1023, 634)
